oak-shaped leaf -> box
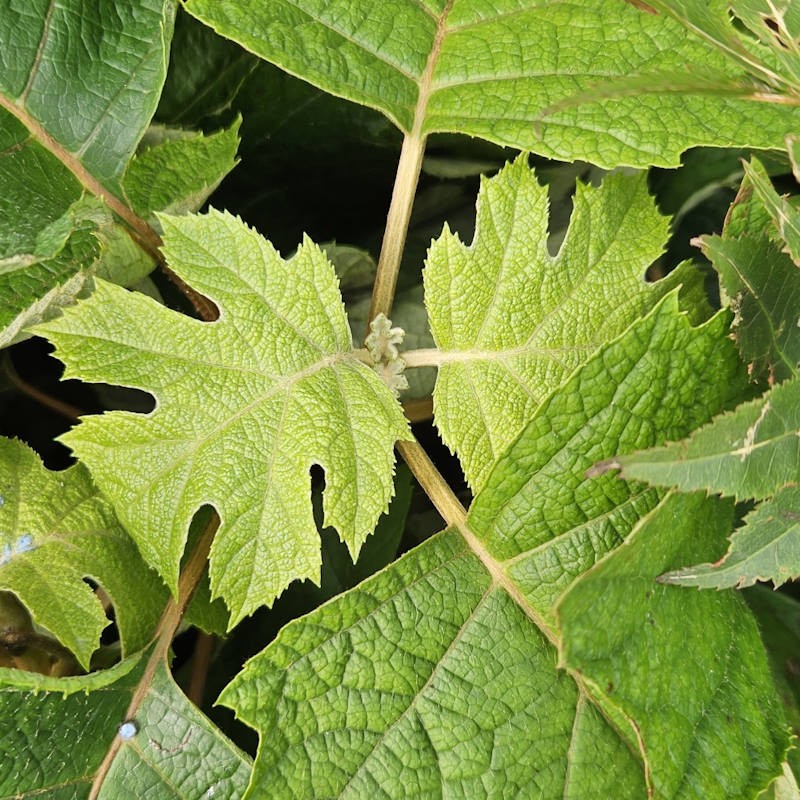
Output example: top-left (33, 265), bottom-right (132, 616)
top-left (36, 210), bottom-right (411, 624)
top-left (0, 648), bottom-right (251, 798)
top-left (0, 437), bottom-right (166, 670)
top-left (425, 157), bottom-right (705, 490)
top-left (217, 298), bottom-right (786, 798)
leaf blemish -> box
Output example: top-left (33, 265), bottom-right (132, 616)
top-left (118, 720), bottom-right (138, 740)
top-left (738, 400), bottom-right (771, 461)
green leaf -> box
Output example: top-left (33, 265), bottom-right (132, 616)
top-left (467, 294), bottom-right (746, 619)
top-left (0, 437), bottom-right (166, 670)
top-left (0, 649), bottom-right (251, 798)
top-left (123, 119), bottom-right (242, 224)
top-left (0, 0), bottom-right (177, 190)
top-left (662, 485), bottom-right (800, 589)
top-left (219, 298), bottom-right (773, 797)
top-left (221, 530), bottom-right (648, 799)
top-left (425, 157), bottom-right (704, 490)
top-left (0, 195), bottom-right (107, 348)
top-left (0, 0), bottom-right (176, 347)
top-left (558, 491), bottom-right (790, 800)
top-left (697, 199), bottom-right (800, 382)
top-left (742, 157), bottom-right (800, 265)
top-left (610, 377), bottom-right (800, 500)
top-left (184, 0), bottom-right (799, 167)
top-left (36, 210), bottom-right (411, 624)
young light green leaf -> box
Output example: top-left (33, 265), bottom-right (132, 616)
top-left (0, 437), bottom-right (166, 670)
top-left (0, 649), bottom-right (251, 799)
top-left (558, 491), bottom-right (790, 800)
top-left (184, 0), bottom-right (798, 167)
top-left (36, 210), bottom-right (411, 624)
top-left (219, 298), bottom-right (773, 798)
top-left (742, 157), bottom-right (800, 265)
top-left (661, 485), bottom-right (800, 589)
top-left (425, 157), bottom-right (704, 490)
top-left (610, 377), bottom-right (800, 500)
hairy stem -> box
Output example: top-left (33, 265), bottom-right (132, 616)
top-left (399, 347), bottom-right (445, 368)
top-left (87, 513), bottom-right (219, 799)
top-left (366, 0), bottom-right (455, 332)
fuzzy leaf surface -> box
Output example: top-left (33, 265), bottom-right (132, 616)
top-left (612, 377), bottom-right (800, 500)
top-left (0, 437), bottom-right (166, 670)
top-left (558, 491), bottom-right (789, 800)
top-left (219, 299), bottom-right (778, 798)
top-left (184, 0), bottom-right (798, 167)
top-left (425, 158), bottom-right (701, 490)
top-left (0, 651), bottom-right (251, 799)
top-left (698, 161), bottom-right (800, 383)
top-left (36, 210), bottom-right (411, 624)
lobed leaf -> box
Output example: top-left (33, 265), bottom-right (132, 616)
top-left (0, 437), bottom-right (166, 670)
top-left (0, 650), bottom-right (251, 798)
top-left (425, 157), bottom-right (704, 490)
top-left (611, 377), bottom-right (800, 501)
top-left (36, 210), bottom-right (411, 624)
top-left (184, 0), bottom-right (799, 167)
top-left (219, 298), bottom-right (781, 798)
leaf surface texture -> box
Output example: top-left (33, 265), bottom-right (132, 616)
top-left (37, 211), bottom-right (411, 623)
top-left (425, 159), bottom-right (697, 490)
top-left (185, 0), bottom-right (800, 166)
